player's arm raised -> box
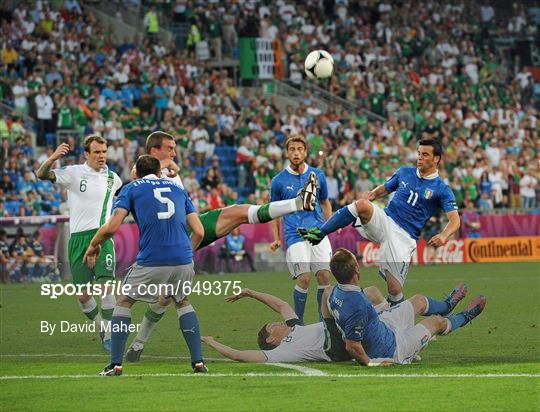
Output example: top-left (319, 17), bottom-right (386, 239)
top-left (429, 210), bottom-right (460, 247)
top-left (226, 288), bottom-right (297, 321)
top-left (35, 143), bottom-right (70, 182)
top-left (83, 208), bottom-right (128, 267)
top-left (201, 336), bottom-right (267, 362)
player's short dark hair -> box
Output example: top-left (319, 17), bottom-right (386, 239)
top-left (135, 155), bottom-right (161, 178)
top-left (330, 248), bottom-right (359, 284)
top-left (83, 135), bottom-right (107, 152)
top-left (145, 131), bottom-right (174, 154)
top-left (285, 134), bottom-right (307, 150)
top-left (418, 139), bottom-right (442, 163)
top-left (257, 324), bottom-right (276, 350)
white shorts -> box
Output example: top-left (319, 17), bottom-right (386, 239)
top-left (379, 300), bottom-right (432, 364)
top-left (286, 237), bottom-right (332, 279)
top-left (354, 204), bottom-right (417, 285)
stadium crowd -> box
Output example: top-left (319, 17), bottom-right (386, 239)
top-left (0, 0), bottom-right (538, 223)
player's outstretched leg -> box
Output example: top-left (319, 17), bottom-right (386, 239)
top-left (216, 172), bottom-right (318, 237)
top-left (407, 284), bottom-right (468, 318)
top-left (126, 301), bottom-right (168, 362)
top-left (100, 302), bottom-right (134, 376)
top-left (177, 301), bottom-right (208, 373)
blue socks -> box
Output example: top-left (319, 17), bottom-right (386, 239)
top-left (293, 285), bottom-right (308, 324)
top-left (316, 286), bottom-right (325, 321)
top-left (110, 306), bottom-right (132, 365)
top-left (445, 313), bottom-right (467, 333)
top-left (320, 204), bottom-right (357, 236)
top-left (424, 297), bottom-right (451, 316)
top-left (178, 306), bottom-right (203, 363)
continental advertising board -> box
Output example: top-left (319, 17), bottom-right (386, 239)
top-left (358, 237), bottom-right (540, 266)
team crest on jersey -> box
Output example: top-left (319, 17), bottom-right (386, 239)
top-left (423, 189), bottom-right (433, 199)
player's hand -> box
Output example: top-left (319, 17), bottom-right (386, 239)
top-left (428, 233), bottom-right (448, 247)
top-left (367, 358), bottom-right (394, 367)
top-left (51, 143), bottom-right (70, 161)
top-left (160, 158), bottom-right (179, 177)
top-left (269, 240), bottom-right (281, 253)
top-left (83, 244), bottom-right (101, 269)
top-left (201, 336), bottom-right (215, 344)
top-left (297, 227), bottom-right (324, 245)
top-left (225, 288), bottom-right (252, 302)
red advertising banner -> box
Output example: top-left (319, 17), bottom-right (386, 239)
top-left (357, 239), bottom-right (465, 267)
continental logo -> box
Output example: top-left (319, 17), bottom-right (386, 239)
top-left (465, 237), bottom-right (540, 263)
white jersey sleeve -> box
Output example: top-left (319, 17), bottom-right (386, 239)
top-left (52, 166), bottom-right (76, 188)
top-left (113, 172), bottom-right (123, 192)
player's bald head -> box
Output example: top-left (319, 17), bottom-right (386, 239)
top-left (135, 155), bottom-right (161, 178)
top-left (330, 248), bottom-right (360, 284)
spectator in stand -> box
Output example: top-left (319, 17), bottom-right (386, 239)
top-left (220, 227), bottom-right (256, 273)
top-left (462, 200), bottom-right (482, 238)
top-left (35, 86), bottom-right (54, 146)
top-left (192, 119), bottom-right (210, 167)
top-left (520, 167), bottom-right (538, 209)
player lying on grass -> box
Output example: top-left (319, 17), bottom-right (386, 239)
top-left (298, 139), bottom-right (460, 306)
top-left (83, 155), bottom-right (204, 375)
top-left (125, 132), bottom-right (319, 363)
top-left (327, 248), bottom-right (486, 365)
top-left (200, 275), bottom-right (473, 364)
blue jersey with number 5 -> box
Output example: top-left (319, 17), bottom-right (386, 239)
top-left (114, 175), bottom-right (195, 266)
top-left (384, 167), bottom-right (457, 240)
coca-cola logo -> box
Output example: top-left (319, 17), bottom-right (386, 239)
top-left (359, 242), bottom-right (380, 266)
top-left (422, 240), bottom-right (465, 263)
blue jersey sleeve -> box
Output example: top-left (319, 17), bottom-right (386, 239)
top-left (114, 185), bottom-right (132, 213)
top-left (344, 303), bottom-right (369, 342)
top-left (383, 168), bottom-right (400, 193)
top-left (318, 170), bottom-right (328, 201)
top-left (270, 177), bottom-right (282, 202)
top-left (439, 185), bottom-right (458, 213)
top-left (185, 193), bottom-right (196, 215)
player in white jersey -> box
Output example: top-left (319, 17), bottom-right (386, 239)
top-left (36, 135), bottom-right (123, 350)
top-left (200, 287), bottom-right (364, 363)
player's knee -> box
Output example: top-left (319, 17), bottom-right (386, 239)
top-left (77, 293), bottom-right (90, 304)
top-left (386, 278), bottom-right (402, 295)
top-left (315, 270), bottom-right (330, 285)
top-left (432, 315), bottom-right (447, 332)
top-left (296, 274), bottom-right (310, 289)
top-left (175, 298), bottom-right (190, 308)
top-left (159, 295), bottom-right (173, 307)
top-left (355, 199), bottom-right (371, 214)
top-left (410, 294), bottom-right (427, 313)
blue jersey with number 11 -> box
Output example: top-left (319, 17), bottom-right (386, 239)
top-left (114, 175), bottom-right (195, 266)
top-left (384, 167), bottom-right (457, 240)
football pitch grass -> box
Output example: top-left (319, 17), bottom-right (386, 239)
top-left (1, 262), bottom-right (539, 411)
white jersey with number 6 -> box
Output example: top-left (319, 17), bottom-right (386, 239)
top-left (53, 163), bottom-right (122, 234)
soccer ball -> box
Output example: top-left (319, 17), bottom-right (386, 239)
top-left (304, 50), bottom-right (334, 80)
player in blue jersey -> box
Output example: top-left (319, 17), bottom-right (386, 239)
top-left (327, 248), bottom-right (486, 366)
top-left (83, 155), bottom-right (206, 376)
top-left (299, 139), bottom-right (461, 305)
top-left (270, 135), bottom-right (332, 323)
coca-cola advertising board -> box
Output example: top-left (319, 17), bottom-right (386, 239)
top-left (357, 239), bottom-right (465, 266)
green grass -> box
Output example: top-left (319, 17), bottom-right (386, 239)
top-left (1, 262), bottom-right (539, 411)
